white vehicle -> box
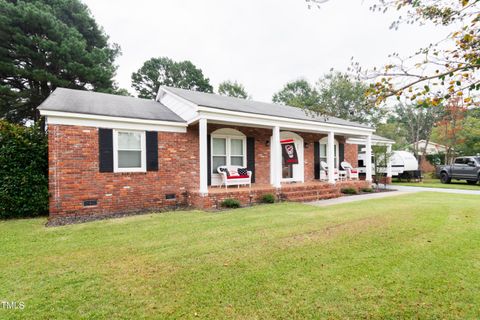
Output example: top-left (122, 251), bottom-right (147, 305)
top-left (357, 150), bottom-right (419, 177)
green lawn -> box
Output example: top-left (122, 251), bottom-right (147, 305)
top-left (394, 178), bottom-right (480, 190)
top-left (1, 193), bottom-right (480, 319)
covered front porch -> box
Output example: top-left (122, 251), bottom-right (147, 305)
top-left (196, 117), bottom-right (381, 195)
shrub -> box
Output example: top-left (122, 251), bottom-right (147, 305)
top-left (361, 187), bottom-right (374, 193)
top-left (341, 187), bottom-right (358, 195)
top-left (0, 120), bottom-right (48, 219)
top-left (260, 193), bottom-right (275, 204)
top-left (221, 198), bottom-right (241, 209)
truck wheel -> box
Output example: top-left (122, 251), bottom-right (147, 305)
top-left (467, 180), bottom-right (477, 185)
top-left (440, 173), bottom-right (451, 184)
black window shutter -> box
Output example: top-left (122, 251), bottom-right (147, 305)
top-left (99, 128), bottom-right (113, 172)
top-left (146, 131), bottom-right (158, 171)
top-left (339, 143), bottom-right (345, 168)
top-left (247, 137), bottom-right (255, 183)
top-left (207, 134), bottom-right (211, 186)
top-left (314, 141), bottom-right (320, 179)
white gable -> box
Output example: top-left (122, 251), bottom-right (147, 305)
top-left (157, 88), bottom-right (199, 122)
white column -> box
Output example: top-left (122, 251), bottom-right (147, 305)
top-left (327, 131), bottom-right (335, 184)
top-left (199, 118), bottom-right (208, 194)
top-left (272, 126), bottom-right (282, 188)
top-left (386, 144), bottom-right (392, 180)
top-left (365, 135), bottom-right (373, 182)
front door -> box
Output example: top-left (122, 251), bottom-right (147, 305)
top-left (282, 159), bottom-right (293, 179)
top-left (271, 132), bottom-right (305, 184)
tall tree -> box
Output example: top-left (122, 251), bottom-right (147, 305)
top-left (395, 103), bottom-right (443, 165)
top-left (131, 57), bottom-right (213, 99)
top-left (375, 116), bottom-right (409, 150)
top-left (272, 79), bottom-right (320, 109)
top-left (0, 0), bottom-right (121, 124)
top-left (273, 74), bottom-right (385, 125)
top-left (431, 98), bottom-right (468, 163)
top-left (218, 80), bottom-right (250, 99)
top-left (315, 72), bottom-right (385, 125)
top-left (454, 109), bottom-right (480, 156)
top-left (353, 0), bottom-right (480, 109)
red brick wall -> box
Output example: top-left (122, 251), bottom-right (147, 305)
top-left (420, 155), bottom-right (436, 173)
top-left (344, 143), bottom-right (358, 168)
top-left (48, 123), bottom-right (360, 218)
top-left (48, 124), bottom-right (199, 218)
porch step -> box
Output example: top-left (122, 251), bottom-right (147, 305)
top-left (280, 189), bottom-right (337, 198)
top-left (279, 182), bottom-right (343, 203)
top-left (282, 192), bottom-right (341, 203)
top-left (281, 183), bottom-right (332, 192)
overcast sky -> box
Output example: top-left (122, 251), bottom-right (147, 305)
top-left (82, 0), bottom-right (451, 102)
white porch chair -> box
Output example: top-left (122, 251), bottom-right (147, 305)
top-left (341, 161), bottom-right (359, 180)
top-left (319, 169), bottom-right (328, 181)
top-left (217, 165), bottom-right (252, 189)
top-left (320, 161), bottom-right (339, 181)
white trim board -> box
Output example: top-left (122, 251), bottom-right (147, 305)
top-left (346, 137), bottom-right (394, 146)
top-left (41, 110), bottom-right (187, 133)
top-left (198, 110), bottom-right (374, 136)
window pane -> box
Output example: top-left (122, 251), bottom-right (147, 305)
top-left (212, 156), bottom-right (226, 172)
top-left (118, 132), bottom-right (141, 150)
top-left (320, 144), bottom-right (326, 157)
top-left (231, 156), bottom-right (244, 166)
top-left (231, 139), bottom-right (243, 155)
top-left (212, 138), bottom-right (226, 155)
top-left (118, 151), bottom-right (141, 168)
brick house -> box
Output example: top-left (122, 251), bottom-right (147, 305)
top-left (38, 87), bottom-right (393, 222)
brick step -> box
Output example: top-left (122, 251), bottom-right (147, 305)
top-left (285, 193), bottom-right (341, 202)
top-left (280, 189), bottom-right (337, 197)
top-left (281, 185), bottom-right (333, 192)
top-left (284, 192), bottom-right (341, 202)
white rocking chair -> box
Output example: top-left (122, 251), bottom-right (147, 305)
top-left (340, 161), bottom-right (359, 180)
top-left (320, 161), bottom-right (339, 181)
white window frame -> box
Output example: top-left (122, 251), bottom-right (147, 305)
top-left (113, 129), bottom-right (146, 173)
top-left (210, 134), bottom-right (247, 173)
top-left (319, 137), bottom-right (339, 169)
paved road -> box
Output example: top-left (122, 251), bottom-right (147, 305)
top-left (308, 184), bottom-right (479, 207)
top-left (386, 184), bottom-right (480, 195)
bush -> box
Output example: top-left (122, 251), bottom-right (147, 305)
top-left (260, 193), bottom-right (275, 204)
top-left (426, 153), bottom-right (445, 166)
top-left (0, 121), bottom-right (48, 219)
top-left (221, 198), bottom-right (241, 209)
top-left (361, 187), bottom-right (374, 193)
top-left (341, 187), bottom-right (358, 195)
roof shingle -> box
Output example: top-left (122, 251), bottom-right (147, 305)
top-left (38, 88), bottom-right (185, 123)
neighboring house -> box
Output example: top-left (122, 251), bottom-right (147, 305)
top-left (410, 140), bottom-right (448, 155)
top-left (38, 87), bottom-right (392, 221)
top-left (409, 140), bottom-right (448, 172)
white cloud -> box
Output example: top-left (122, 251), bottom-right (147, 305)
top-left (83, 0), bottom-right (453, 101)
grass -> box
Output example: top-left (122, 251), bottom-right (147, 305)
top-left (394, 177), bottom-right (480, 190)
top-left (1, 193), bottom-right (480, 319)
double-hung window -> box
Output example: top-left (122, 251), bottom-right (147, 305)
top-left (211, 136), bottom-right (246, 173)
top-left (113, 130), bottom-right (146, 172)
top-left (319, 138), bottom-right (338, 169)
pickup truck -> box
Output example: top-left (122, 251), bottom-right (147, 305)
top-left (437, 156), bottom-right (480, 185)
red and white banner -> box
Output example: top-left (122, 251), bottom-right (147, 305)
top-left (280, 139), bottom-right (299, 164)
